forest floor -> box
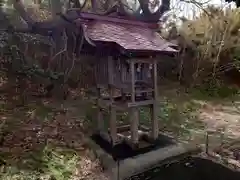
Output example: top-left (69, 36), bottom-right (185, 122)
top-left (0, 80), bottom-right (240, 180)
top-left (158, 82), bottom-right (240, 141)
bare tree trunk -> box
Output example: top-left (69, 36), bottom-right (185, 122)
top-left (49, 0), bottom-right (62, 17)
top-left (62, 0), bottom-right (70, 13)
top-left (104, 0), bottom-right (114, 10)
top-left (91, 0), bottom-right (97, 12)
top-left (33, 0), bottom-right (42, 4)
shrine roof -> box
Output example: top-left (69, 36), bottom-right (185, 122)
top-left (77, 12), bottom-right (177, 54)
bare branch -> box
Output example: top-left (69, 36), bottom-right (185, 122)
top-left (13, 0), bottom-right (81, 36)
top-left (13, 0), bottom-right (35, 26)
top-left (11, 0), bottom-right (96, 63)
top-left (118, 0), bottom-right (170, 22)
top-left (139, 0), bottom-right (170, 22)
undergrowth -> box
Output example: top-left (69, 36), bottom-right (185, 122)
top-left (0, 145), bottom-right (79, 180)
top-left (191, 83), bottom-right (240, 100)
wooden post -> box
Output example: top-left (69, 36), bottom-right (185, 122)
top-left (109, 86), bottom-right (117, 145)
top-left (97, 87), bottom-right (104, 132)
top-left (108, 56), bottom-right (117, 145)
top-left (130, 60), bottom-right (139, 145)
top-left (130, 108), bottom-right (139, 145)
top-left (108, 56), bottom-right (114, 85)
top-left (121, 60), bottom-right (127, 101)
top-left (151, 60), bottom-right (158, 140)
top-left (130, 61), bottom-right (135, 103)
top-left (110, 104), bottom-right (117, 145)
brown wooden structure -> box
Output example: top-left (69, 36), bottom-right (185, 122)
top-left (10, 0), bottom-right (177, 150)
top-left (94, 57), bottom-right (159, 148)
top-left (78, 12), bottom-right (177, 149)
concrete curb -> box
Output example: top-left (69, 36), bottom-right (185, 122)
top-left (86, 137), bottom-right (201, 180)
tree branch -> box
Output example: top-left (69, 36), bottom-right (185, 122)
top-left (118, 0), bottom-right (170, 22)
top-left (13, 0), bottom-right (35, 26)
top-left (12, 0), bottom-right (82, 35)
top-left (12, 0), bottom-right (96, 59)
top-left (138, 0), bottom-right (170, 22)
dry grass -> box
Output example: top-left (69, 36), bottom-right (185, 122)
top-left (164, 6), bottom-right (240, 84)
top-left (0, 88), bottom-right (108, 180)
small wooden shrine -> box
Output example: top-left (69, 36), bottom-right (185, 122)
top-left (77, 12), bottom-right (177, 149)
top-left (94, 56), bottom-right (159, 148)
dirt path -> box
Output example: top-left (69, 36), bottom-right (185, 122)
top-left (158, 84), bottom-right (240, 169)
top-left (159, 83), bottom-right (240, 140)
top-left (199, 101), bottom-right (240, 139)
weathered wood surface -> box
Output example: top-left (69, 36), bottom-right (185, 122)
top-left (94, 55), bottom-right (160, 148)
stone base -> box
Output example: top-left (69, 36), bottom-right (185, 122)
top-left (86, 134), bottom-right (201, 180)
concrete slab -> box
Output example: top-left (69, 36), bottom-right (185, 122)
top-left (86, 137), bottom-right (201, 180)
